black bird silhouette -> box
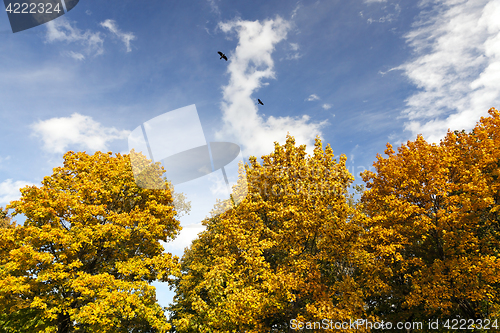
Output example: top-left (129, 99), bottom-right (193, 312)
top-left (218, 51), bottom-right (228, 61)
top-left (258, 99), bottom-right (264, 105)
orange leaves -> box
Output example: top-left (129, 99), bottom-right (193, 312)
top-left (360, 108), bottom-right (500, 321)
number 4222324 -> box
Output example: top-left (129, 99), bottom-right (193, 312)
top-left (5, 3), bottom-right (62, 14)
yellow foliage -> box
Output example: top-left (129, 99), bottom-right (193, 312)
top-left (0, 150), bottom-right (183, 332)
top-left (169, 135), bottom-right (375, 332)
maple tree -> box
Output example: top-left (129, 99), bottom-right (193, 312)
top-left (359, 107), bottom-right (500, 324)
top-left (169, 135), bottom-right (376, 332)
top-left (0, 150), bottom-right (184, 333)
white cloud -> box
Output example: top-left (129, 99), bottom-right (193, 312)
top-left (64, 51), bottom-right (85, 61)
top-left (31, 113), bottom-right (130, 154)
top-left (365, 0), bottom-right (387, 2)
top-left (291, 4), bottom-right (301, 19)
top-left (216, 17), bottom-right (327, 157)
top-left (0, 179), bottom-right (35, 205)
top-left (322, 103), bottom-right (332, 110)
top-left (0, 156), bottom-right (11, 165)
top-left (45, 17), bottom-right (104, 56)
top-left (396, 0), bottom-right (500, 143)
top-left (208, 172), bottom-right (228, 197)
top-left (207, 0), bottom-right (221, 15)
top-left (100, 19), bottom-right (136, 53)
top-left (286, 53), bottom-right (302, 60)
top-left (366, 3), bottom-right (401, 24)
top-left (306, 94), bottom-right (320, 101)
top-left (285, 42), bottom-right (301, 60)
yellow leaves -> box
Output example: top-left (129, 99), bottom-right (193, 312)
top-left (0, 150), bottom-right (182, 332)
top-left (170, 134), bottom-right (368, 331)
top-left (31, 296), bottom-right (48, 310)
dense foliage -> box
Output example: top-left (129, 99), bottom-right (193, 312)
top-left (360, 108), bottom-right (500, 327)
top-left (170, 108), bottom-right (500, 332)
top-left (2, 108), bottom-right (500, 332)
top-left (0, 151), bottom-right (182, 333)
top-left (169, 135), bottom-right (376, 332)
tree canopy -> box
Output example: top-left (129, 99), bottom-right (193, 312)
top-left (0, 150), bottom-right (183, 333)
top-left (170, 108), bottom-right (500, 332)
top-left (169, 135), bottom-right (375, 332)
top-left (2, 108), bottom-right (500, 332)
top-left (360, 107), bottom-right (500, 324)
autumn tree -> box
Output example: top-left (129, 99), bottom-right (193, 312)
top-left (0, 150), bottom-right (184, 333)
top-left (169, 135), bottom-right (376, 332)
top-left (359, 107), bottom-right (500, 326)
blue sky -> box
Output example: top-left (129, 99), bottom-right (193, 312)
top-left (1, 0), bottom-right (500, 310)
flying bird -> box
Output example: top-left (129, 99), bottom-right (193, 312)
top-left (258, 99), bottom-right (264, 105)
top-left (218, 51), bottom-right (228, 61)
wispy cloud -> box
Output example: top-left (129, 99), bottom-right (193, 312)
top-left (100, 19), bottom-right (136, 53)
top-left (207, 0), bottom-right (221, 16)
top-left (0, 156), bottom-right (10, 165)
top-left (306, 94), bottom-right (320, 101)
top-left (366, 3), bottom-right (401, 24)
top-left (286, 53), bottom-right (302, 60)
top-left (216, 17), bottom-right (327, 157)
top-left (291, 3), bottom-right (301, 19)
top-left (285, 42), bottom-right (301, 60)
top-left (208, 172), bottom-right (229, 197)
top-left (31, 113), bottom-right (130, 154)
top-left (45, 18), bottom-right (135, 56)
top-left (396, 0), bottom-right (500, 143)
top-left (45, 17), bottom-right (104, 56)
top-left (1, 66), bottom-right (72, 89)
top-left (349, 144), bottom-right (360, 162)
top-left (322, 104), bottom-right (332, 110)
top-left (0, 179), bottom-right (35, 206)
top-left (63, 51), bottom-right (85, 61)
